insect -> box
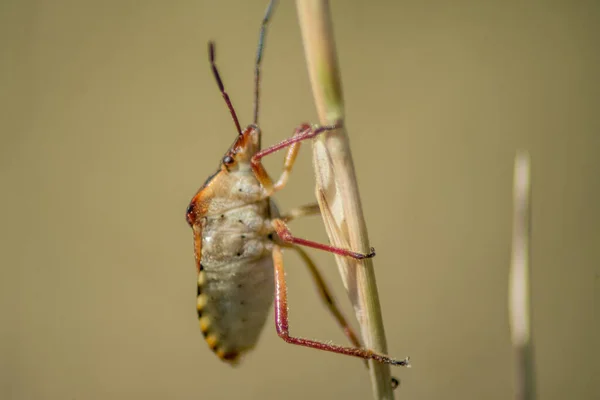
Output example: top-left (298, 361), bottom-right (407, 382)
top-left (185, 0), bottom-right (408, 382)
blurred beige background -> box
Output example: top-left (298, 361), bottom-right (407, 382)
top-left (1, 1), bottom-right (598, 399)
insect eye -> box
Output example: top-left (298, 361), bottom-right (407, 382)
top-left (223, 155), bottom-right (234, 165)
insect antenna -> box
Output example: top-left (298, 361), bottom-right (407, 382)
top-left (253, 0), bottom-right (276, 130)
top-left (208, 41), bottom-right (243, 135)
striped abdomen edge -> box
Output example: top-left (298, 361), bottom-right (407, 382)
top-left (196, 264), bottom-right (240, 364)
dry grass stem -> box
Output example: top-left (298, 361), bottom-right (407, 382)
top-left (508, 151), bottom-right (537, 400)
top-left (295, 1), bottom-right (408, 399)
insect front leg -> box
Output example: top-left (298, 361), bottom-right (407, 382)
top-left (251, 122), bottom-right (340, 197)
top-left (271, 219), bottom-right (375, 259)
top-left (271, 244), bottom-right (410, 366)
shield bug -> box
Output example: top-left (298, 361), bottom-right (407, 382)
top-left (185, 0), bottom-right (408, 380)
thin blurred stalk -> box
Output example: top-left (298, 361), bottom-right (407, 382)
top-left (295, 1), bottom-right (403, 399)
top-left (508, 151), bottom-right (537, 400)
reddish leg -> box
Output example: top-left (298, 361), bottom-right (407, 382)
top-left (291, 245), bottom-right (401, 389)
top-left (272, 244), bottom-right (410, 366)
top-left (290, 245), bottom-right (363, 348)
top-left (251, 122), bottom-right (340, 196)
top-left (272, 219), bottom-right (375, 260)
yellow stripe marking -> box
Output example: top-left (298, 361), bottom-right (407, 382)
top-left (197, 271), bottom-right (206, 286)
top-left (199, 316), bottom-right (211, 333)
top-left (205, 334), bottom-right (218, 349)
top-left (196, 294), bottom-right (208, 311)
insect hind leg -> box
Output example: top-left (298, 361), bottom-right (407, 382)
top-left (288, 244), bottom-right (401, 389)
top-left (271, 244), bottom-right (410, 367)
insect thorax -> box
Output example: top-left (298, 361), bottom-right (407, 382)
top-left (201, 199), bottom-right (272, 265)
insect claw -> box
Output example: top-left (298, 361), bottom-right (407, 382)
top-left (351, 247), bottom-right (376, 260)
top-left (317, 121), bottom-right (343, 132)
top-left (394, 356), bottom-right (411, 367)
top-left (365, 247), bottom-right (376, 259)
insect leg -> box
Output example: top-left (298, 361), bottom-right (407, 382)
top-left (279, 203), bottom-right (321, 223)
top-left (272, 244), bottom-right (409, 366)
top-left (289, 244), bottom-right (400, 389)
top-left (272, 219), bottom-right (375, 259)
top-left (251, 122), bottom-right (340, 196)
top-left (289, 244), bottom-right (362, 347)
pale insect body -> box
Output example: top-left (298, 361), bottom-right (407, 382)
top-left (188, 127), bottom-right (278, 362)
top-left (186, 0), bottom-right (408, 382)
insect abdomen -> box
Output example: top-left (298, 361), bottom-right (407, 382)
top-left (196, 256), bottom-right (274, 363)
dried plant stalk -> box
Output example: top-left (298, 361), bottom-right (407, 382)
top-left (295, 1), bottom-right (405, 399)
top-left (508, 151), bottom-right (537, 400)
